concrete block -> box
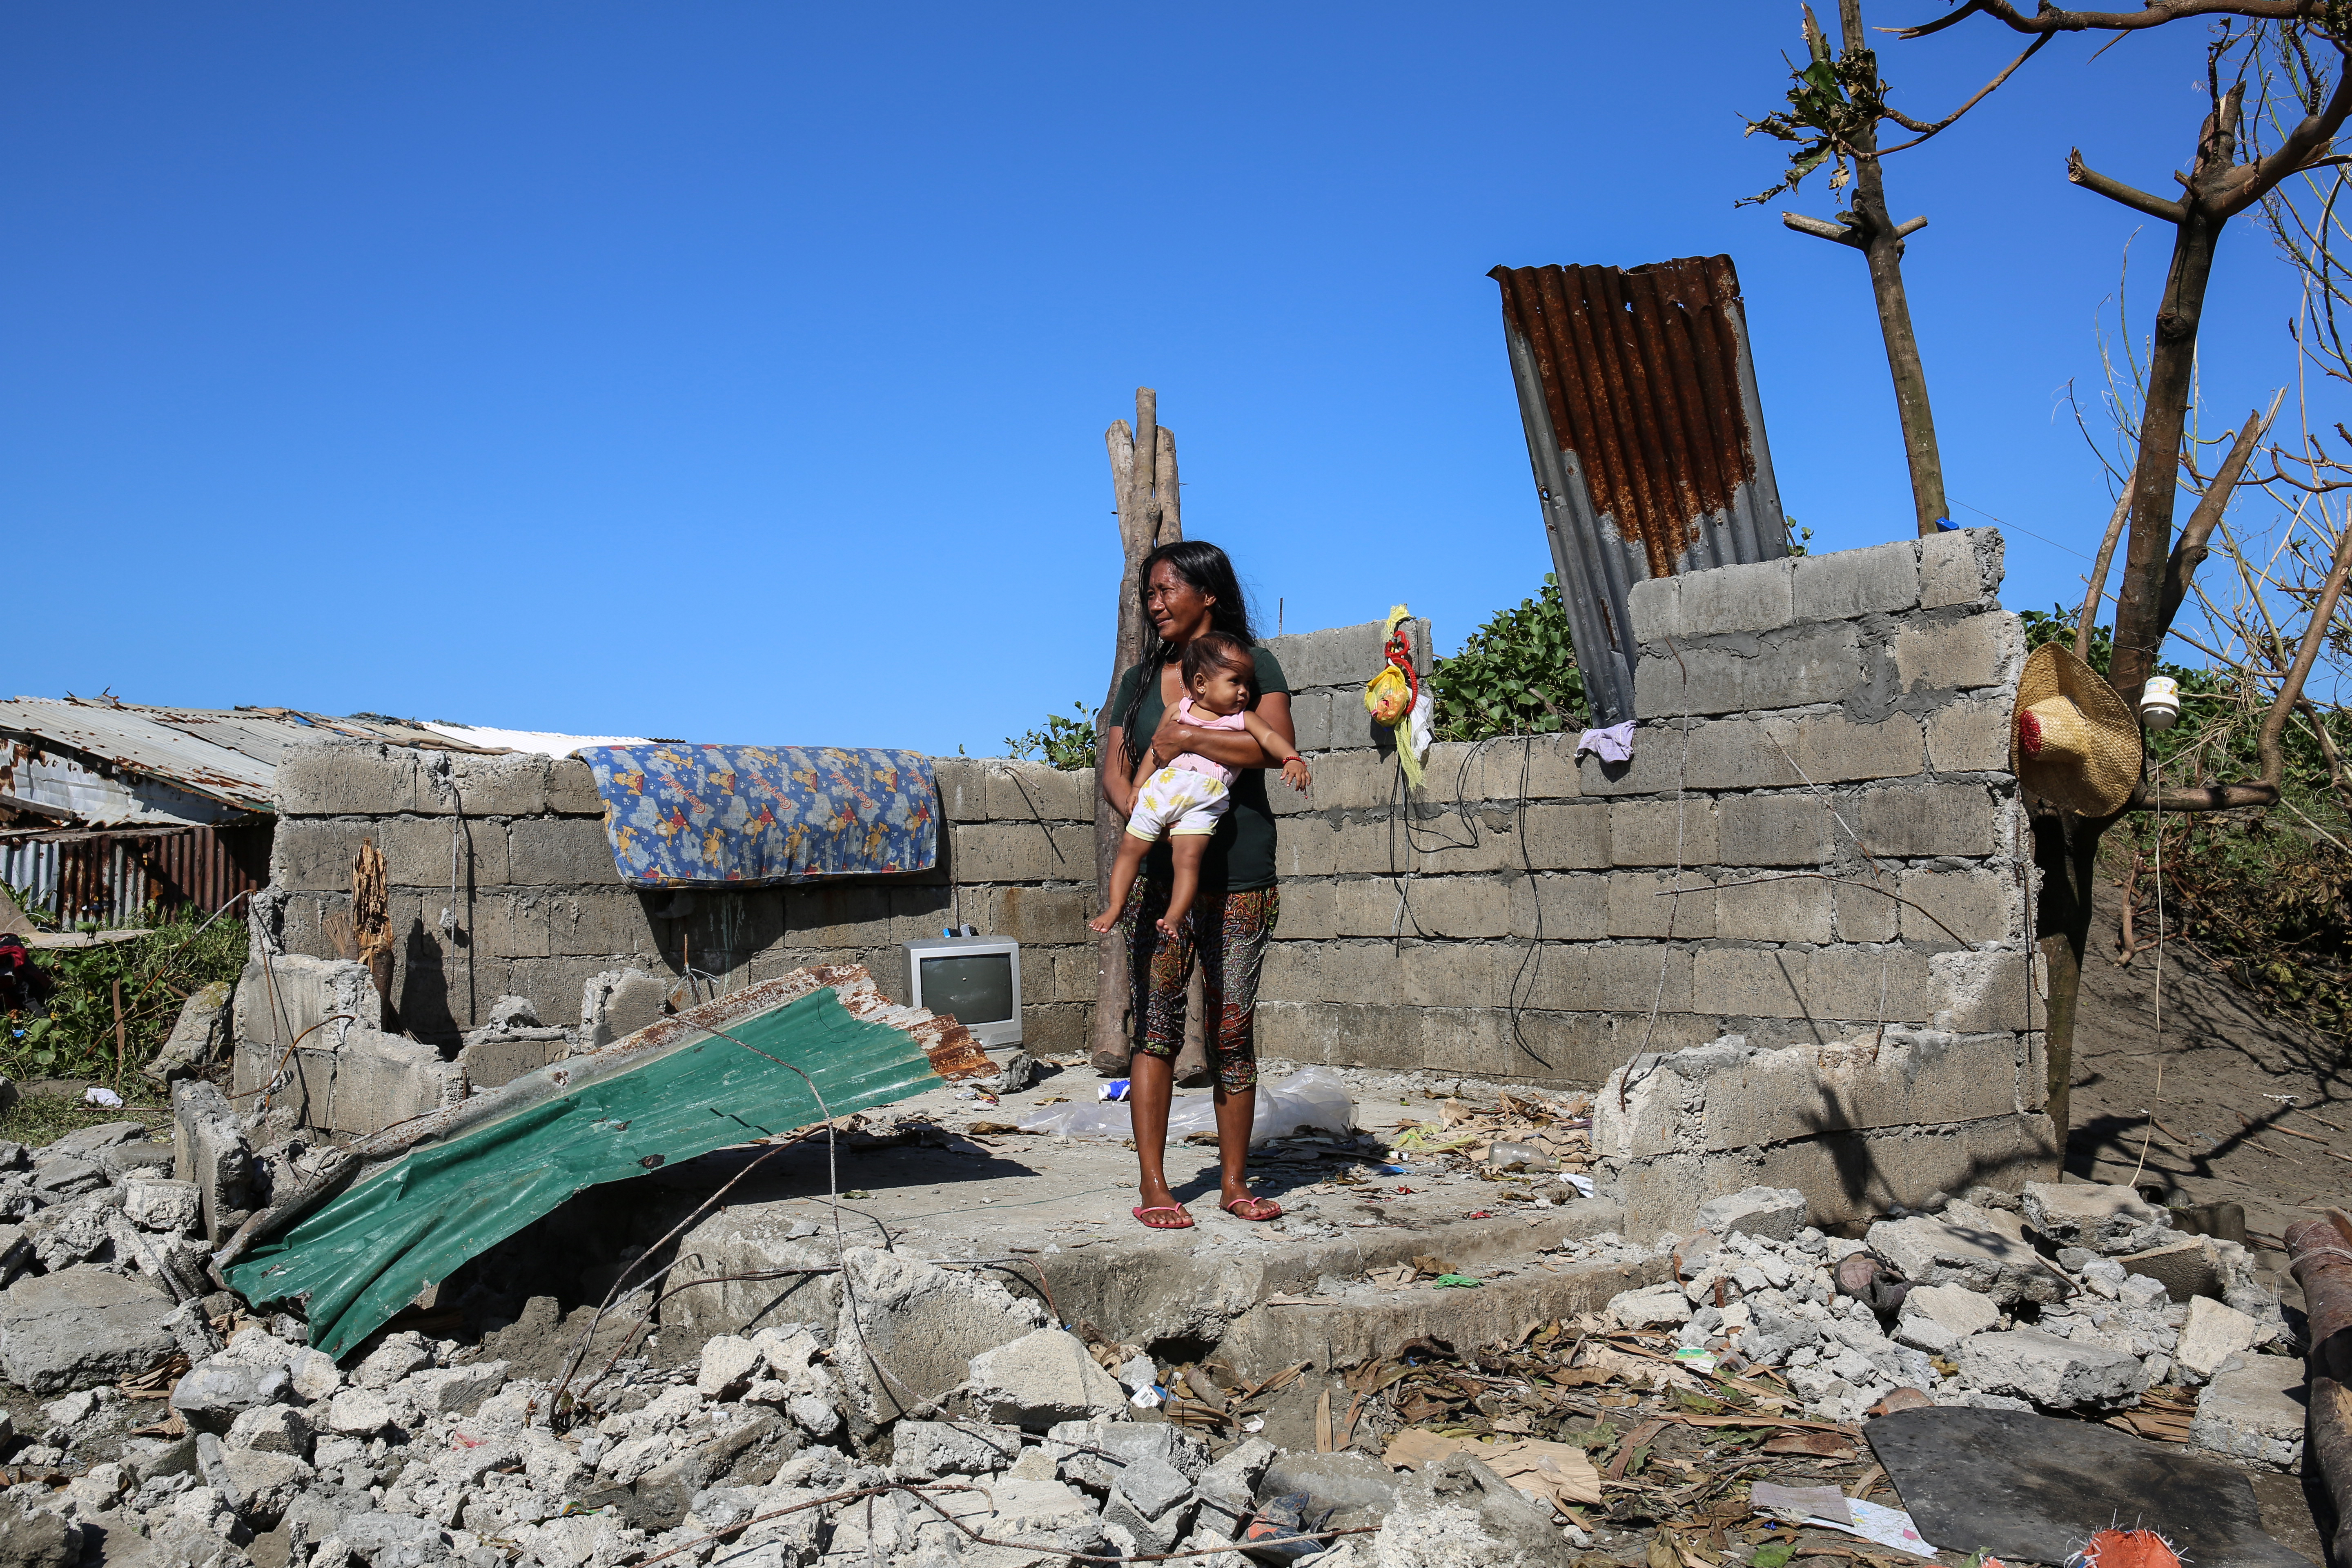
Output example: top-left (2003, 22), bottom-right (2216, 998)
top-left (1023, 1003), bottom-right (1087, 1056)
top-left (1930, 949), bottom-right (2037, 1032)
top-left (1718, 794), bottom-right (1831, 866)
top-left (394, 812), bottom-right (512, 888)
top-left (2176, 1296), bottom-right (2262, 1381)
top-left (1897, 1282), bottom-right (2000, 1351)
top-left (1575, 736), bottom-right (1688, 796)
top-left (1403, 875), bottom-right (1513, 940)
top-left (1611, 799), bottom-right (1717, 866)
top-left (1695, 1185), bottom-right (1806, 1241)
top-left (1287, 688), bottom-right (1333, 753)
top-left (1508, 872), bottom-right (1611, 942)
top-left (1791, 713), bottom-right (1926, 783)
top-left (1303, 750), bottom-right (1396, 813)
top-left (1715, 1029), bottom-right (2026, 1148)
top-left (1334, 878), bottom-right (1408, 939)
top-left (1408, 816), bottom-right (1521, 876)
top-left (2191, 1354), bottom-right (2305, 1468)
top-left (447, 753), bottom-right (553, 818)
top-left (985, 762), bottom-right (1094, 824)
top-left (1609, 871), bottom-right (1717, 939)
top-left (1427, 732), bottom-right (1580, 799)
top-left (1692, 947), bottom-right (1815, 1020)
top-left (1926, 698), bottom-right (2013, 775)
top-left (458, 1033), bottom-right (568, 1091)
top-left (1267, 620), bottom-right (1421, 690)
top-left (1919, 527), bottom-right (2003, 610)
top-left (321, 1027), bottom-right (465, 1138)
top-left (1713, 875), bottom-right (1833, 943)
top-left (1636, 624), bottom-right (1861, 718)
top-left (1893, 612), bottom-right (2020, 694)
top-left (2020, 1181), bottom-right (2171, 1255)
top-left (1960, 1327), bottom-right (2145, 1407)
top-left (1900, 868), bottom-right (2022, 944)
top-left (173, 1079), bottom-right (252, 1243)
top-left (1679, 556), bottom-right (1798, 637)
top-left (1397, 940), bottom-right (1497, 1009)
top-left (1515, 943), bottom-right (1688, 1015)
top-left (581, 967), bottom-right (670, 1047)
top-left (1853, 783), bottom-right (2000, 858)
top-left (1274, 815), bottom-right (1340, 880)
top-left (886, 884), bottom-right (956, 944)
top-left (947, 823), bottom-right (1093, 884)
top-left (1832, 880), bottom-right (1901, 943)
top-left (1627, 575), bottom-right (1677, 645)
top-left (1329, 814), bottom-right (1409, 875)
top-left (1322, 695), bottom-right (1390, 753)
top-left (934, 758), bottom-right (991, 821)
top-left (1805, 945), bottom-right (1935, 1022)
top-left (506, 817), bottom-right (617, 886)
top-left (474, 892), bottom-right (554, 959)
top-left (547, 759), bottom-right (604, 815)
top-left (1275, 880), bottom-right (1337, 940)
top-left (1872, 1210), bottom-right (2066, 1305)
top-left (1792, 540), bottom-right (1920, 621)
top-left (2121, 1235), bottom-right (2231, 1303)
top-left (0, 1268), bottom-right (177, 1394)
top-left (980, 886), bottom-right (1094, 947)
top-left (784, 886), bottom-right (891, 949)
top-left (269, 818), bottom-right (376, 894)
top-left (1521, 802), bottom-right (1612, 868)
top-left (274, 744), bottom-right (423, 817)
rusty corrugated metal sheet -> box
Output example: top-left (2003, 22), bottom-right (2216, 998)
top-left (1491, 256), bottom-right (1789, 727)
top-left (2, 822), bottom-right (269, 927)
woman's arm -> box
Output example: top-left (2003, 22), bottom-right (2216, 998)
top-left (1100, 726), bottom-right (1142, 816)
top-left (1147, 690), bottom-right (1294, 772)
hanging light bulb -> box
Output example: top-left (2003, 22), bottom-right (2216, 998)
top-left (2139, 675), bottom-right (2181, 732)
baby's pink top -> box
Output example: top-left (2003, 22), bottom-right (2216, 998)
top-left (1167, 699), bottom-right (1247, 785)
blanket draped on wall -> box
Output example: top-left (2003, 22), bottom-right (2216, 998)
top-left (573, 744), bottom-right (937, 886)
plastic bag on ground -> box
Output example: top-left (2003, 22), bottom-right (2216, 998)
top-left (1017, 1066), bottom-right (1356, 1145)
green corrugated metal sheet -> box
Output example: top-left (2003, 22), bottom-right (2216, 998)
top-left (223, 965), bottom-right (987, 1358)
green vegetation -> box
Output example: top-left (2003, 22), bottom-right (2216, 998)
top-left (2020, 606), bottom-right (2352, 1040)
top-left (2, 906), bottom-right (248, 1087)
top-left (1004, 699), bottom-right (1097, 771)
top-left (1428, 573), bottom-right (1589, 743)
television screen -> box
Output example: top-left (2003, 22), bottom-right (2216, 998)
top-left (917, 953), bottom-right (1015, 1026)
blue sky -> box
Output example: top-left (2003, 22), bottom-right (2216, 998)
top-left (2, 5), bottom-right (2302, 755)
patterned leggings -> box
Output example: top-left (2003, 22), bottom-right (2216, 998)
top-left (1127, 878), bottom-right (1279, 1093)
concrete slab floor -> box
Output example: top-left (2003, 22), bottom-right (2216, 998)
top-left (548, 1057), bottom-right (1668, 1376)
top-left (647, 1055), bottom-right (1597, 1244)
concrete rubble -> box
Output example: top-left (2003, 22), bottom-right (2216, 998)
top-left (0, 1055), bottom-right (2315, 1568)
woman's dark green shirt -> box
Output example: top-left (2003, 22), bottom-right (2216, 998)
top-left (1109, 645), bottom-right (1291, 894)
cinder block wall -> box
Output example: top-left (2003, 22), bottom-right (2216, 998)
top-left (256, 749), bottom-right (1101, 1054)
top-left (1255, 530), bottom-right (2041, 1106)
top-left (251, 541), bottom-right (2039, 1164)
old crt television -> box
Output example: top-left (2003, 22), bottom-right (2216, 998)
top-left (903, 935), bottom-right (1022, 1049)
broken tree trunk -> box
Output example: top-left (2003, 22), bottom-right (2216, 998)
top-left (1091, 392), bottom-right (1194, 1077)
top-left (352, 837), bottom-right (395, 1031)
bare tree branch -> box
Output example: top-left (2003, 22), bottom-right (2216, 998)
top-left (2258, 511), bottom-right (2352, 784)
top-left (2160, 393), bottom-right (2287, 633)
top-left (1900, 0), bottom-right (2326, 41)
top-left (1878, 32), bottom-right (2055, 151)
top-left (2068, 149), bottom-right (2188, 222)
top-left (2218, 39), bottom-right (2352, 216)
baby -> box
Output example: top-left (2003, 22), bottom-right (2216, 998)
top-left (1091, 631), bottom-right (1312, 938)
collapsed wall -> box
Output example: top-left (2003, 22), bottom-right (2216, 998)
top-left (241, 532), bottom-right (2044, 1221)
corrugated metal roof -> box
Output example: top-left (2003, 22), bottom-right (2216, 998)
top-left (0, 699), bottom-right (278, 813)
top-left (1491, 255), bottom-right (1790, 727)
top-left (0, 697), bottom-right (597, 824)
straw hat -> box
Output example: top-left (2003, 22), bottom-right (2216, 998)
top-left (2011, 642), bottom-right (2143, 815)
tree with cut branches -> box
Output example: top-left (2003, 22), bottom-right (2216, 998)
top-left (1754, 4), bottom-right (2352, 1141)
top-left (1744, 1), bottom-right (2049, 537)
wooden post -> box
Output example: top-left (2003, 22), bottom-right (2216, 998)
top-left (1090, 390), bottom-right (1187, 1076)
top-left (2289, 1212), bottom-right (2352, 1566)
top-left (111, 980), bottom-right (125, 1084)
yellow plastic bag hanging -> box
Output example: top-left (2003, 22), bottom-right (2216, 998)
top-left (1363, 605), bottom-right (1432, 787)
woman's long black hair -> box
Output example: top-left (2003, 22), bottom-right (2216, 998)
top-left (1118, 539), bottom-right (1256, 762)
